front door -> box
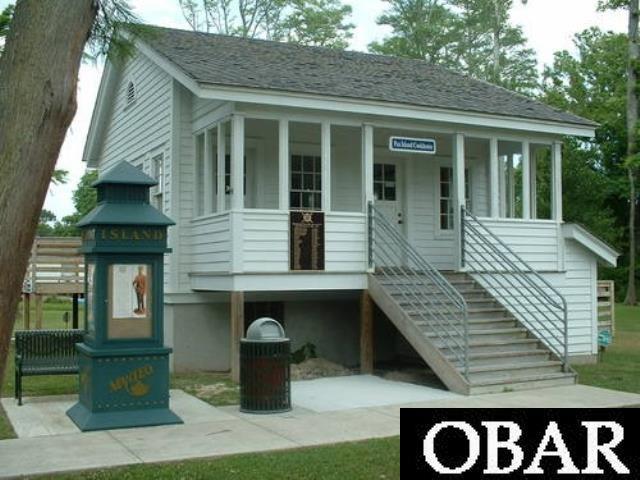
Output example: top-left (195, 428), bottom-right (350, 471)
top-left (374, 161), bottom-right (405, 266)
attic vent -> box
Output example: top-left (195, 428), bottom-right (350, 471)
top-left (126, 80), bottom-right (136, 106)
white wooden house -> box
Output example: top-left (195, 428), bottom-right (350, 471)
top-left (82, 25), bottom-right (619, 394)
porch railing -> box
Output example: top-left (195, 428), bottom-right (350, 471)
top-left (368, 202), bottom-right (469, 379)
top-left (461, 207), bottom-right (569, 371)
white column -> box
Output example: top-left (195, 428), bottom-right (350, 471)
top-left (321, 121), bottom-right (331, 212)
top-left (231, 114), bottom-right (245, 211)
top-left (203, 129), bottom-right (214, 214)
top-left (362, 124), bottom-right (374, 210)
top-left (216, 122), bottom-right (226, 212)
top-left (489, 137), bottom-right (500, 218)
top-left (530, 147), bottom-right (538, 219)
top-left (522, 141), bottom-right (531, 220)
top-left (507, 156), bottom-right (515, 218)
top-left (278, 119), bottom-right (289, 211)
top-left (552, 141), bottom-right (563, 222)
top-left (453, 133), bottom-right (465, 270)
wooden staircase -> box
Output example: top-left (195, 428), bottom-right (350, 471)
top-left (368, 270), bottom-right (577, 395)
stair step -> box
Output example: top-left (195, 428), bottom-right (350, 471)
top-left (463, 360), bottom-right (563, 376)
top-left (468, 372), bottom-right (576, 395)
top-left (424, 327), bottom-right (529, 342)
top-left (436, 338), bottom-right (541, 354)
top-left (447, 349), bottom-right (551, 366)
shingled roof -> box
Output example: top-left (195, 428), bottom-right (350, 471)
top-left (141, 25), bottom-right (595, 128)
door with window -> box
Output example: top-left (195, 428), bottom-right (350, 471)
top-left (374, 160), bottom-right (405, 266)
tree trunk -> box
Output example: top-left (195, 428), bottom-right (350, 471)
top-left (0, 0), bottom-right (97, 393)
top-left (624, 0), bottom-right (639, 305)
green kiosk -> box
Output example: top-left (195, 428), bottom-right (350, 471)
top-left (67, 161), bottom-right (182, 431)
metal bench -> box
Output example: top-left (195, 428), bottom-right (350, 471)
top-left (14, 329), bottom-right (84, 405)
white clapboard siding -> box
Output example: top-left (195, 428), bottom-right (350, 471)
top-left (100, 53), bottom-right (172, 171)
top-left (188, 213), bottom-right (232, 273)
top-left (97, 53), bottom-right (173, 289)
top-left (242, 210), bottom-right (289, 272)
top-left (472, 238), bottom-right (597, 357)
top-left (325, 212), bottom-right (368, 271)
top-left (475, 219), bottom-right (560, 271)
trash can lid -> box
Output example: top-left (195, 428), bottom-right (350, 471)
top-left (245, 317), bottom-right (287, 341)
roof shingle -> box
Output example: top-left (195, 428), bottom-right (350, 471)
top-left (143, 25), bottom-right (596, 128)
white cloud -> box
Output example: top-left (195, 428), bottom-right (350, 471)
top-left (38, 0), bottom-right (627, 219)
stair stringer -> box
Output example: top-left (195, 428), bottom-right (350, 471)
top-left (368, 274), bottom-right (471, 395)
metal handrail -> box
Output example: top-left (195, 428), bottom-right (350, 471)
top-left (368, 202), bottom-right (469, 379)
top-left (461, 207), bottom-right (569, 371)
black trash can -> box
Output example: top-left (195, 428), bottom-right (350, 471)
top-left (240, 318), bottom-right (291, 414)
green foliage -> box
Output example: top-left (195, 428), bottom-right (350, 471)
top-left (284, 0), bottom-right (354, 49)
top-left (0, 3), bottom-right (13, 55)
top-left (369, 0), bottom-right (537, 94)
top-left (369, 0), bottom-right (460, 66)
top-left (36, 170), bottom-right (98, 237)
top-left (178, 0), bottom-right (354, 48)
top-left (291, 342), bottom-right (317, 363)
top-left (541, 28), bottom-right (629, 259)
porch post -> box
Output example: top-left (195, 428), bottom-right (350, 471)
top-left (203, 129), bottom-right (214, 214)
top-left (530, 147), bottom-right (538, 219)
top-left (321, 121), bottom-right (331, 211)
top-left (522, 140), bottom-right (531, 219)
top-left (231, 114), bottom-right (245, 210)
top-left (552, 141), bottom-right (563, 222)
top-left (489, 137), bottom-right (500, 218)
top-left (216, 122), bottom-right (226, 212)
top-left (279, 119), bottom-right (289, 211)
top-left (360, 290), bottom-right (374, 374)
top-left (230, 291), bottom-right (244, 383)
top-left (362, 124), bottom-right (374, 209)
top-left (453, 133), bottom-right (465, 270)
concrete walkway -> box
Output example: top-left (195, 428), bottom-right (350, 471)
top-left (1, 378), bottom-right (639, 478)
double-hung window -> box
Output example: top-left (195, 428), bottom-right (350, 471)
top-left (439, 167), bottom-right (471, 230)
top-left (290, 154), bottom-right (321, 210)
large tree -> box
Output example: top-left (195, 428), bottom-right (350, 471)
top-left (542, 28), bottom-right (629, 288)
top-left (369, 0), bottom-right (536, 93)
top-left (598, 0), bottom-right (639, 304)
top-left (0, 0), bottom-right (135, 394)
top-left (179, 0), bottom-right (354, 48)
top-left (368, 0), bottom-right (460, 67)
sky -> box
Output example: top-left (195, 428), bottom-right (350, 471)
top-left (0, 0), bottom-right (628, 219)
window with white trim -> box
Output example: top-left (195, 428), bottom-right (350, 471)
top-left (290, 154), bottom-right (321, 210)
top-left (152, 152), bottom-right (164, 211)
top-left (374, 164), bottom-right (396, 201)
top-left (439, 167), bottom-right (471, 230)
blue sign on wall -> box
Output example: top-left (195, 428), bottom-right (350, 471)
top-left (389, 136), bottom-right (437, 154)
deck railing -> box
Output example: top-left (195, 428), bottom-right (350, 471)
top-left (461, 207), bottom-right (569, 370)
top-left (368, 202), bottom-right (469, 378)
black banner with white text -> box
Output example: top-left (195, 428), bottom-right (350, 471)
top-left (401, 408), bottom-right (639, 478)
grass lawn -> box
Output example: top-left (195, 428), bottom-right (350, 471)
top-left (575, 304), bottom-right (640, 394)
top-left (54, 436), bottom-right (400, 480)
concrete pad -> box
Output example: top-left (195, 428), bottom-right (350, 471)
top-left (2, 390), bottom-right (236, 439)
top-left (1, 395), bottom-right (78, 438)
top-left (0, 431), bottom-right (141, 478)
top-left (108, 418), bottom-right (299, 463)
top-left (291, 375), bottom-right (459, 412)
top-left (243, 408), bottom-right (399, 446)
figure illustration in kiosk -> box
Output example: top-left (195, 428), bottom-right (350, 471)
top-left (132, 266), bottom-right (147, 315)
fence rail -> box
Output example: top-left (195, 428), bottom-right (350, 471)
top-left (23, 237), bottom-right (84, 295)
top-left (461, 207), bottom-right (569, 371)
top-left (597, 280), bottom-right (615, 336)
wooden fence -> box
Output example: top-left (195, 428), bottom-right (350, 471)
top-left (597, 280), bottom-right (615, 337)
top-left (22, 237), bottom-right (83, 330)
